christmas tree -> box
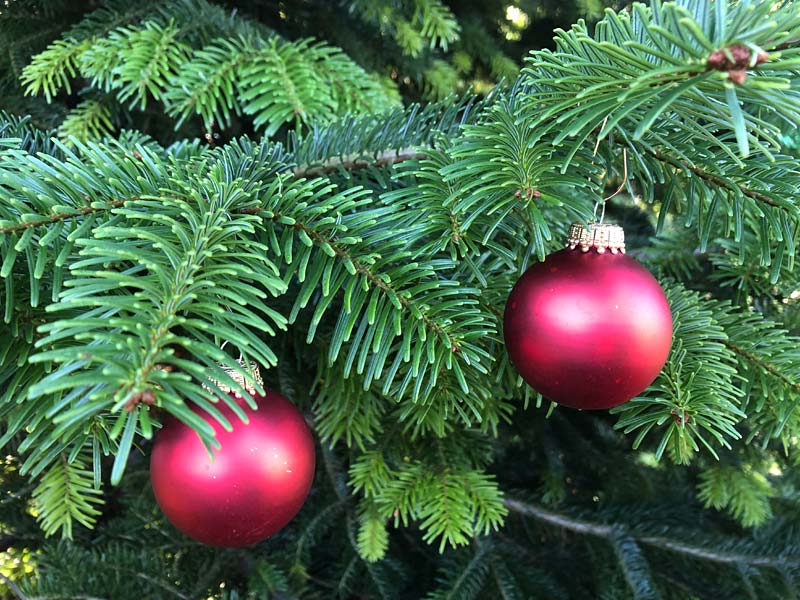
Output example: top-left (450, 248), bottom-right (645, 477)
top-left (2, 0), bottom-right (800, 597)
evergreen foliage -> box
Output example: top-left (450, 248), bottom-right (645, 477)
top-left (19, 0), bottom-right (397, 140)
top-left (1, 0), bottom-right (800, 598)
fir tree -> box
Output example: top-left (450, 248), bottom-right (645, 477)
top-left (2, 0), bottom-right (800, 598)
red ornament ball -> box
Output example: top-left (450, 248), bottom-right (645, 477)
top-left (504, 247), bottom-right (672, 410)
top-left (150, 390), bottom-right (315, 547)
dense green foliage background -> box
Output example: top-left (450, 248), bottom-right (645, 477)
top-left (3, 1), bottom-right (800, 599)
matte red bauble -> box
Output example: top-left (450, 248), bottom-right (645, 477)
top-left (150, 385), bottom-right (315, 547)
top-left (504, 223), bottom-right (672, 410)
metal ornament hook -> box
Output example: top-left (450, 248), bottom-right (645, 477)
top-left (589, 118), bottom-right (629, 225)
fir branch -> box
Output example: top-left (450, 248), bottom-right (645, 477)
top-left (721, 339), bottom-right (800, 393)
top-left (0, 148), bottom-right (425, 234)
top-left (32, 454), bottom-right (104, 538)
top-left (706, 300), bottom-right (800, 443)
top-left (6, 2), bottom-right (800, 597)
top-left (20, 189), bottom-right (287, 484)
top-left (248, 174), bottom-right (496, 424)
top-left (0, 110), bottom-right (59, 155)
top-left (426, 541), bottom-right (489, 600)
top-left (287, 93), bottom-right (486, 167)
top-left (612, 284), bottom-right (744, 464)
top-left (123, 569), bottom-right (190, 600)
top-left (0, 572), bottom-right (26, 600)
top-left (504, 499), bottom-right (799, 568)
top-left (697, 464), bottom-right (774, 528)
top-left (57, 98), bottom-right (115, 142)
top-left (264, 208), bottom-right (453, 343)
top-left (319, 445), bottom-right (395, 597)
top-left (0, 200), bottom-right (126, 234)
top-left (645, 147), bottom-right (783, 211)
top-left (21, 1), bottom-right (398, 137)
top-left (291, 147), bottom-right (429, 179)
top-left (163, 38), bottom-right (259, 127)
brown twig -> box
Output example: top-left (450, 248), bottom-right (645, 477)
top-left (263, 210), bottom-right (456, 346)
top-left (720, 339), bottom-right (800, 392)
top-left (771, 40), bottom-right (800, 53)
top-left (0, 149), bottom-right (429, 229)
top-left (291, 147), bottom-right (428, 179)
top-left (0, 200), bottom-right (127, 234)
top-left (645, 147), bottom-right (783, 210)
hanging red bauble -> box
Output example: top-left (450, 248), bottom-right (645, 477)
top-left (504, 223), bottom-right (672, 410)
top-left (150, 372), bottom-right (315, 547)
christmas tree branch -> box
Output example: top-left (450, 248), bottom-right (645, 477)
top-left (771, 39), bottom-right (800, 52)
top-left (322, 445), bottom-right (394, 596)
top-left (263, 208), bottom-right (458, 345)
top-left (291, 147), bottom-right (429, 179)
top-left (122, 569), bottom-right (190, 600)
top-left (0, 200), bottom-right (126, 234)
top-left (0, 572), bottom-right (25, 600)
top-left (168, 49), bottom-right (262, 126)
top-left (319, 443), bottom-right (387, 591)
top-left (645, 147), bottom-right (783, 211)
top-left (504, 499), bottom-right (799, 568)
top-left (19, 194), bottom-right (286, 488)
top-left (0, 148), bottom-right (428, 235)
top-left (721, 339), bottom-right (800, 393)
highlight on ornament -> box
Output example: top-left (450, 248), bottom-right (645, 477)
top-left (503, 222), bottom-right (673, 410)
top-left (149, 362), bottom-right (316, 547)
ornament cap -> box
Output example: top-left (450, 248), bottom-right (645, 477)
top-left (206, 359), bottom-right (263, 397)
top-left (566, 222), bottom-right (625, 254)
